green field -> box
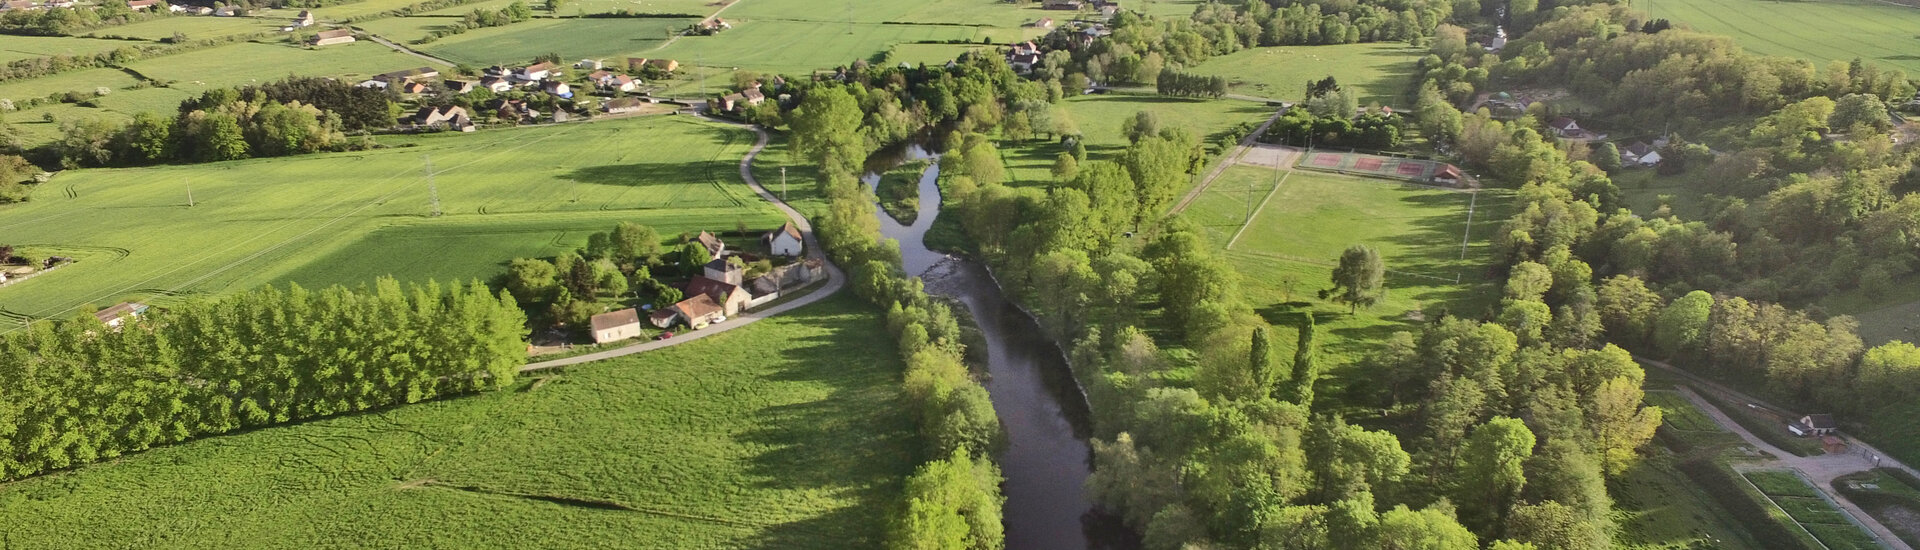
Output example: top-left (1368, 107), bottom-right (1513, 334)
top-left (0, 35), bottom-right (143, 64)
top-left (884, 43), bottom-right (995, 67)
top-left (999, 93), bottom-right (1272, 186)
top-left (1187, 43), bottom-right (1421, 107)
top-left (83, 15), bottom-right (281, 40)
top-left (0, 115), bottom-right (781, 331)
top-left (1614, 458), bottom-right (1767, 549)
top-left (125, 40), bottom-right (428, 90)
top-left (1185, 167), bottom-right (1510, 398)
top-left (419, 16), bottom-right (691, 66)
top-left (0, 293), bottom-right (915, 548)
top-left (1644, 0), bottom-right (1920, 75)
top-left (651, 20), bottom-right (1021, 74)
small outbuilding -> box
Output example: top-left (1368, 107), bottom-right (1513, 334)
top-left (1789, 414), bottom-right (1838, 437)
top-left (693, 231), bottom-right (725, 260)
top-left (589, 308), bottom-right (642, 343)
top-left (765, 221), bottom-right (803, 256)
top-left (94, 302), bottom-right (149, 328)
top-left (312, 29), bottom-right (355, 46)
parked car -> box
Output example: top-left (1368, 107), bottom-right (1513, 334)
top-left (712, 315), bottom-right (727, 324)
top-left (656, 331), bottom-right (674, 340)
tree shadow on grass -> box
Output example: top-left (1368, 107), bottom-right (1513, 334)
top-left (732, 296), bottom-right (919, 549)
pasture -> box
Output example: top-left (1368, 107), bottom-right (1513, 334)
top-left (0, 293), bottom-right (916, 549)
top-left (1187, 43), bottom-right (1421, 106)
top-left (123, 40), bottom-right (427, 91)
top-left (420, 16), bottom-right (691, 66)
top-left (649, 20), bottom-right (1019, 74)
top-left (82, 14), bottom-right (281, 40)
top-left (1185, 166), bottom-right (1511, 398)
top-left (1643, 0), bottom-right (1920, 75)
top-left (0, 115), bottom-right (781, 331)
top-left (0, 35), bottom-right (140, 64)
top-left (998, 93), bottom-right (1273, 186)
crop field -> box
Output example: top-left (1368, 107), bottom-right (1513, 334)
top-left (1187, 43), bottom-right (1420, 106)
top-left (1743, 470), bottom-right (1883, 549)
top-left (83, 15), bottom-right (281, 40)
top-left (728, 0), bottom-right (1043, 27)
top-left (884, 43), bottom-right (995, 67)
top-left (0, 35), bottom-right (142, 64)
top-left (124, 40), bottom-right (427, 92)
top-left (1643, 0), bottom-right (1920, 75)
top-left (1185, 167), bottom-right (1510, 398)
top-left (998, 93), bottom-right (1273, 186)
top-left (420, 17), bottom-right (692, 66)
top-left (0, 115), bottom-right (780, 331)
top-left (0, 293), bottom-right (915, 549)
top-left (650, 20), bottom-right (1018, 74)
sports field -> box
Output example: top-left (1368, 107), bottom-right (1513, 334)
top-left (1186, 43), bottom-right (1421, 106)
top-left (0, 115), bottom-right (781, 331)
top-left (1298, 149), bottom-right (1455, 183)
top-left (997, 93), bottom-right (1274, 186)
top-left (1185, 165), bottom-right (1511, 398)
top-left (0, 293), bottom-right (916, 549)
top-left (1644, 0), bottom-right (1920, 75)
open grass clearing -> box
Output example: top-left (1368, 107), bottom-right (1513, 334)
top-left (1184, 166), bottom-right (1510, 408)
top-left (0, 35), bottom-right (145, 64)
top-left (1646, 390), bottom-right (1720, 433)
top-left (420, 17), bottom-right (690, 66)
top-left (0, 115), bottom-right (776, 331)
top-left (1186, 43), bottom-right (1421, 106)
top-left (0, 293), bottom-right (914, 549)
top-left (82, 15), bottom-right (283, 40)
top-left (998, 93), bottom-right (1272, 186)
top-left (1643, 0), bottom-right (1920, 75)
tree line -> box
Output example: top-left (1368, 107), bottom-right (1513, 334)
top-left (0, 278), bottom-right (527, 482)
top-left (415, 0), bottom-right (533, 44)
top-left (0, 0), bottom-right (175, 36)
top-left (54, 76), bottom-right (393, 169)
top-left (1154, 69), bottom-right (1228, 98)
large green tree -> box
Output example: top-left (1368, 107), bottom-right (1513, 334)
top-left (1325, 245), bottom-right (1385, 313)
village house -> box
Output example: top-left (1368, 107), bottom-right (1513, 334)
top-left (589, 308), bottom-right (642, 343)
top-left (494, 99), bottom-right (536, 122)
top-left (1789, 414), bottom-right (1838, 437)
top-left (480, 75), bottom-right (513, 93)
top-left (764, 221), bottom-right (803, 256)
top-left (515, 62), bottom-right (555, 83)
top-left (604, 97), bottom-right (646, 114)
top-left (1547, 117), bottom-right (1584, 138)
top-left (402, 81), bottom-right (429, 94)
top-left (542, 79), bottom-right (573, 98)
top-left (445, 80), bottom-right (477, 94)
top-left (413, 105), bottom-right (466, 126)
top-left (686, 275), bottom-right (752, 316)
top-left (1042, 0), bottom-right (1081, 9)
top-left (291, 9), bottom-right (314, 26)
top-left (693, 231), bottom-right (725, 260)
top-left (669, 294), bottom-right (727, 328)
top-left (575, 59), bottom-right (603, 70)
top-left (126, 0), bottom-right (158, 10)
top-left (312, 29), bottom-right (355, 46)
top-left (1030, 17), bottom-right (1054, 29)
top-left (703, 258), bottom-right (743, 285)
top-left (1621, 141), bottom-right (1662, 167)
top-left (627, 58), bottom-right (679, 73)
top-left (601, 74), bottom-right (637, 92)
top-left (1486, 26), bottom-right (1508, 52)
top-left (94, 302), bottom-right (149, 328)
top-left (551, 108), bottom-right (569, 123)
top-left (356, 79), bottom-right (389, 90)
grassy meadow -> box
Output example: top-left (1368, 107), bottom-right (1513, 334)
top-left (1187, 43), bottom-right (1421, 106)
top-left (998, 93), bottom-right (1274, 186)
top-left (124, 40), bottom-right (427, 90)
top-left (415, 17), bottom-right (693, 66)
top-left (0, 35), bottom-right (141, 63)
top-left (1183, 166), bottom-right (1511, 403)
top-left (0, 293), bottom-right (917, 549)
top-left (0, 115), bottom-right (783, 331)
top-left (1643, 0), bottom-right (1920, 75)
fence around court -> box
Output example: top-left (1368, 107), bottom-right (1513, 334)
top-left (1296, 148), bottom-right (1448, 182)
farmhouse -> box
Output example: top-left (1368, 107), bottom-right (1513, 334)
top-left (516, 62), bottom-right (555, 82)
top-left (93, 302), bottom-right (149, 328)
top-left (291, 9), bottom-right (314, 26)
top-left (1547, 117), bottom-right (1583, 138)
top-left (693, 231), bottom-right (725, 260)
top-left (589, 308), bottom-right (642, 343)
top-left (1043, 0), bottom-right (1081, 9)
top-left (764, 221), bottom-right (803, 256)
top-left (703, 258), bottom-right (743, 285)
top-left (402, 81), bottom-right (428, 94)
top-left (575, 59), bottom-right (603, 70)
top-left (686, 276), bottom-right (751, 316)
top-left (413, 105), bottom-right (466, 126)
top-left (542, 80), bottom-right (573, 98)
top-left (480, 75), bottom-right (513, 93)
top-left (627, 58), bottom-right (679, 73)
top-left (1789, 414), bottom-right (1838, 437)
top-left (445, 80), bottom-right (477, 94)
top-left (377, 67), bottom-right (440, 83)
top-left (600, 74), bottom-right (637, 92)
top-left (312, 29), bottom-right (355, 46)
top-left (670, 294), bottom-right (727, 329)
top-left (1621, 141), bottom-right (1662, 166)
top-left (604, 97), bottom-right (646, 114)
top-left (127, 0), bottom-right (157, 10)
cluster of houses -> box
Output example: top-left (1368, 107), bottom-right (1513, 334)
top-left (1042, 0), bottom-right (1124, 19)
top-left (586, 224), bottom-right (812, 344)
top-left (714, 81), bottom-right (768, 113)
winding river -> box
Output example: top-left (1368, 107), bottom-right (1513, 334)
top-left (864, 148), bottom-right (1137, 549)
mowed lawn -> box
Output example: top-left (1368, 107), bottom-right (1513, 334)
top-left (1187, 43), bottom-right (1421, 107)
top-left (0, 115), bottom-right (782, 330)
top-left (0, 294), bottom-right (917, 549)
top-left (1185, 167), bottom-right (1511, 400)
top-left (1645, 0), bottom-right (1920, 75)
top-left (998, 93), bottom-right (1274, 186)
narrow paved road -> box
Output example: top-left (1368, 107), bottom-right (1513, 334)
top-left (357, 32), bottom-right (457, 68)
top-left (521, 122), bottom-right (842, 373)
top-left (1675, 386), bottom-right (1911, 549)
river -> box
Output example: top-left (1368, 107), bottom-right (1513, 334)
top-left (863, 147), bottom-right (1137, 549)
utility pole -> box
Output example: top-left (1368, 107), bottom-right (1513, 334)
top-left (781, 166), bottom-right (787, 201)
top-left (185, 178), bottom-right (193, 207)
top-left (424, 155), bottom-right (441, 217)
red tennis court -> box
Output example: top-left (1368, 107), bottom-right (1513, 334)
top-left (1354, 158), bottom-right (1385, 171)
top-left (1310, 153), bottom-right (1341, 167)
top-left (1396, 162), bottom-right (1425, 176)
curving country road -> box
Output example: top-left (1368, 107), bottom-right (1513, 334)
top-left (521, 121), bottom-right (842, 373)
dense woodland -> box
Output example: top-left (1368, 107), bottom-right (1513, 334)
top-left (0, 279), bottom-right (526, 482)
top-left (50, 77), bottom-right (392, 168)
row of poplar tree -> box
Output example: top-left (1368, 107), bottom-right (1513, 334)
top-left (0, 278), bottom-right (526, 482)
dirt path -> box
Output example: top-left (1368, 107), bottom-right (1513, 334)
top-left (520, 121), bottom-right (842, 373)
top-left (1675, 385), bottom-right (1912, 550)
